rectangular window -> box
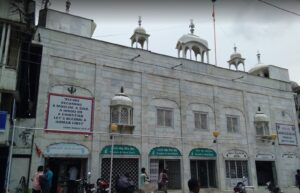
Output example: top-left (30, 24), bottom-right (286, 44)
top-left (194, 112), bottom-right (208, 130)
top-left (227, 115), bottom-right (239, 133)
top-left (157, 108), bottom-right (173, 127)
top-left (190, 160), bottom-right (217, 188)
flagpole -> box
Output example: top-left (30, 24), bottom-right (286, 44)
top-left (212, 0), bottom-right (217, 66)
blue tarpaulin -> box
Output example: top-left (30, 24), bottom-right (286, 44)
top-left (0, 111), bottom-right (7, 131)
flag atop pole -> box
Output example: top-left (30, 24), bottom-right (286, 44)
top-left (212, 0), bottom-right (217, 66)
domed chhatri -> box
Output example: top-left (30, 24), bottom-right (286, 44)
top-left (248, 51), bottom-right (269, 78)
top-left (227, 45), bottom-right (245, 71)
top-left (130, 16), bottom-right (150, 50)
top-left (176, 19), bottom-right (210, 63)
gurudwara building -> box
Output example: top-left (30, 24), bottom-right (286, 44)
top-left (7, 8), bottom-right (300, 193)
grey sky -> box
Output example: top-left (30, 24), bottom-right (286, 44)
top-left (39, 0), bottom-right (300, 84)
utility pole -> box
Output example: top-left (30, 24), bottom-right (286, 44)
top-left (5, 99), bottom-right (16, 193)
top-left (44, 0), bottom-right (50, 9)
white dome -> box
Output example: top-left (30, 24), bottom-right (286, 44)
top-left (111, 93), bottom-right (133, 107)
top-left (291, 81), bottom-right (299, 90)
top-left (254, 113), bottom-right (269, 122)
top-left (230, 52), bottom-right (242, 59)
top-left (134, 26), bottom-right (146, 34)
top-left (254, 109), bottom-right (269, 122)
top-left (176, 33), bottom-right (208, 48)
top-left (248, 63), bottom-right (269, 74)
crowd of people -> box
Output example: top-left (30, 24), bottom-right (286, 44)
top-left (31, 165), bottom-right (53, 193)
top-left (31, 165), bottom-right (201, 193)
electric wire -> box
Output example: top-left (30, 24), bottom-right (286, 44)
top-left (258, 0), bottom-right (300, 17)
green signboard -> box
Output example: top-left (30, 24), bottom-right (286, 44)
top-left (100, 145), bottom-right (140, 155)
top-left (149, 146), bottom-right (181, 156)
top-left (189, 148), bottom-right (216, 157)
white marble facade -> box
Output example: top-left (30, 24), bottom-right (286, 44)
top-left (28, 11), bottom-right (300, 193)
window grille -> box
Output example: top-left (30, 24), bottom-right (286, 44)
top-left (225, 160), bottom-right (248, 178)
top-left (120, 108), bottom-right (128, 124)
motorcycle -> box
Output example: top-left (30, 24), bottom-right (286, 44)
top-left (233, 177), bottom-right (247, 193)
top-left (77, 172), bottom-right (96, 193)
top-left (233, 182), bottom-right (246, 193)
top-left (96, 177), bottom-right (109, 193)
top-left (266, 181), bottom-right (283, 193)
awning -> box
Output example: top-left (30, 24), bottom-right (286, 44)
top-left (149, 146), bottom-right (181, 156)
top-left (100, 145), bottom-right (140, 155)
top-left (189, 148), bottom-right (216, 157)
top-left (44, 143), bottom-right (89, 158)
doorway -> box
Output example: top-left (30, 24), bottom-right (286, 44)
top-left (149, 159), bottom-right (181, 189)
top-left (46, 158), bottom-right (87, 193)
top-left (190, 160), bottom-right (217, 188)
top-left (0, 147), bottom-right (9, 192)
top-left (255, 161), bottom-right (277, 186)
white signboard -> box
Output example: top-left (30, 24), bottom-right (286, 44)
top-left (224, 149), bottom-right (248, 159)
top-left (256, 153), bottom-right (275, 160)
top-left (282, 152), bottom-right (297, 159)
top-left (44, 143), bottom-right (89, 157)
top-left (46, 94), bottom-right (93, 133)
top-left (276, 123), bottom-right (297, 145)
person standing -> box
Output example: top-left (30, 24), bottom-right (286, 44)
top-left (296, 170), bottom-right (300, 191)
top-left (67, 166), bottom-right (78, 193)
top-left (139, 168), bottom-right (150, 193)
top-left (188, 178), bottom-right (200, 193)
top-left (42, 165), bottom-right (53, 193)
top-left (158, 169), bottom-right (168, 193)
top-left (31, 166), bottom-right (44, 193)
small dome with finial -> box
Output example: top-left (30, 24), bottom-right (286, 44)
top-left (134, 16), bottom-right (146, 34)
top-left (130, 16), bottom-right (150, 50)
top-left (228, 44), bottom-right (245, 71)
top-left (248, 51), bottom-right (269, 77)
top-left (254, 107), bottom-right (269, 122)
top-left (111, 87), bottom-right (133, 107)
top-left (176, 19), bottom-right (210, 62)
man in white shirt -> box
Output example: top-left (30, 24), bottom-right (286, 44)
top-left (68, 166), bottom-right (78, 193)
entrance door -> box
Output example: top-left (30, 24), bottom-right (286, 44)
top-left (101, 158), bottom-right (139, 193)
top-left (255, 161), bottom-right (276, 186)
top-left (46, 158), bottom-right (87, 193)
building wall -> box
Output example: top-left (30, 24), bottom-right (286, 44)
top-left (30, 27), bottom-right (300, 193)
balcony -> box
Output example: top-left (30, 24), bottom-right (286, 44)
top-left (109, 123), bottom-right (135, 134)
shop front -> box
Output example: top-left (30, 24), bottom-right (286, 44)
top-left (44, 143), bottom-right (90, 193)
top-left (100, 144), bottom-right (140, 193)
top-left (149, 146), bottom-right (182, 190)
top-left (189, 148), bottom-right (217, 188)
